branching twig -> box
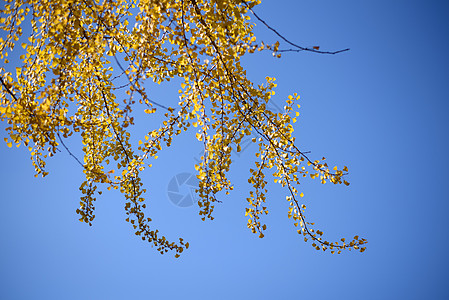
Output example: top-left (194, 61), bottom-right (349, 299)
top-left (112, 55), bottom-right (169, 110)
top-left (57, 133), bottom-right (84, 167)
top-left (0, 77), bottom-right (18, 101)
top-left (242, 1), bottom-right (350, 55)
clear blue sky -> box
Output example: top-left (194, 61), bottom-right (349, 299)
top-left (1, 0), bottom-right (448, 299)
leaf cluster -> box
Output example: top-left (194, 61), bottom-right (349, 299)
top-left (0, 0), bottom-right (366, 256)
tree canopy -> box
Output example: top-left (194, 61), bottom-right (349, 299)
top-left (0, 0), bottom-right (367, 257)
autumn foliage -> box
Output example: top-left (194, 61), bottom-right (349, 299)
top-left (0, 0), bottom-right (366, 257)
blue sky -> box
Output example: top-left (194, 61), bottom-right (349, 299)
top-left (1, 0), bottom-right (448, 299)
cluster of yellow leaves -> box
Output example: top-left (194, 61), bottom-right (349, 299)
top-left (0, 0), bottom-right (366, 256)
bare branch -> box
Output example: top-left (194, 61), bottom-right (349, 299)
top-left (242, 1), bottom-right (350, 55)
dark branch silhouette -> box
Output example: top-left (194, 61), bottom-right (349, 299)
top-left (242, 1), bottom-right (350, 55)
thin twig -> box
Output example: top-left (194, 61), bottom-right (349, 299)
top-left (277, 48), bottom-right (349, 54)
top-left (0, 77), bottom-right (18, 101)
top-left (242, 1), bottom-right (350, 55)
top-left (113, 55), bottom-right (169, 110)
top-left (57, 133), bottom-right (84, 167)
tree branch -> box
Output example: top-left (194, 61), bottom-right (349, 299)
top-left (242, 1), bottom-right (350, 55)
